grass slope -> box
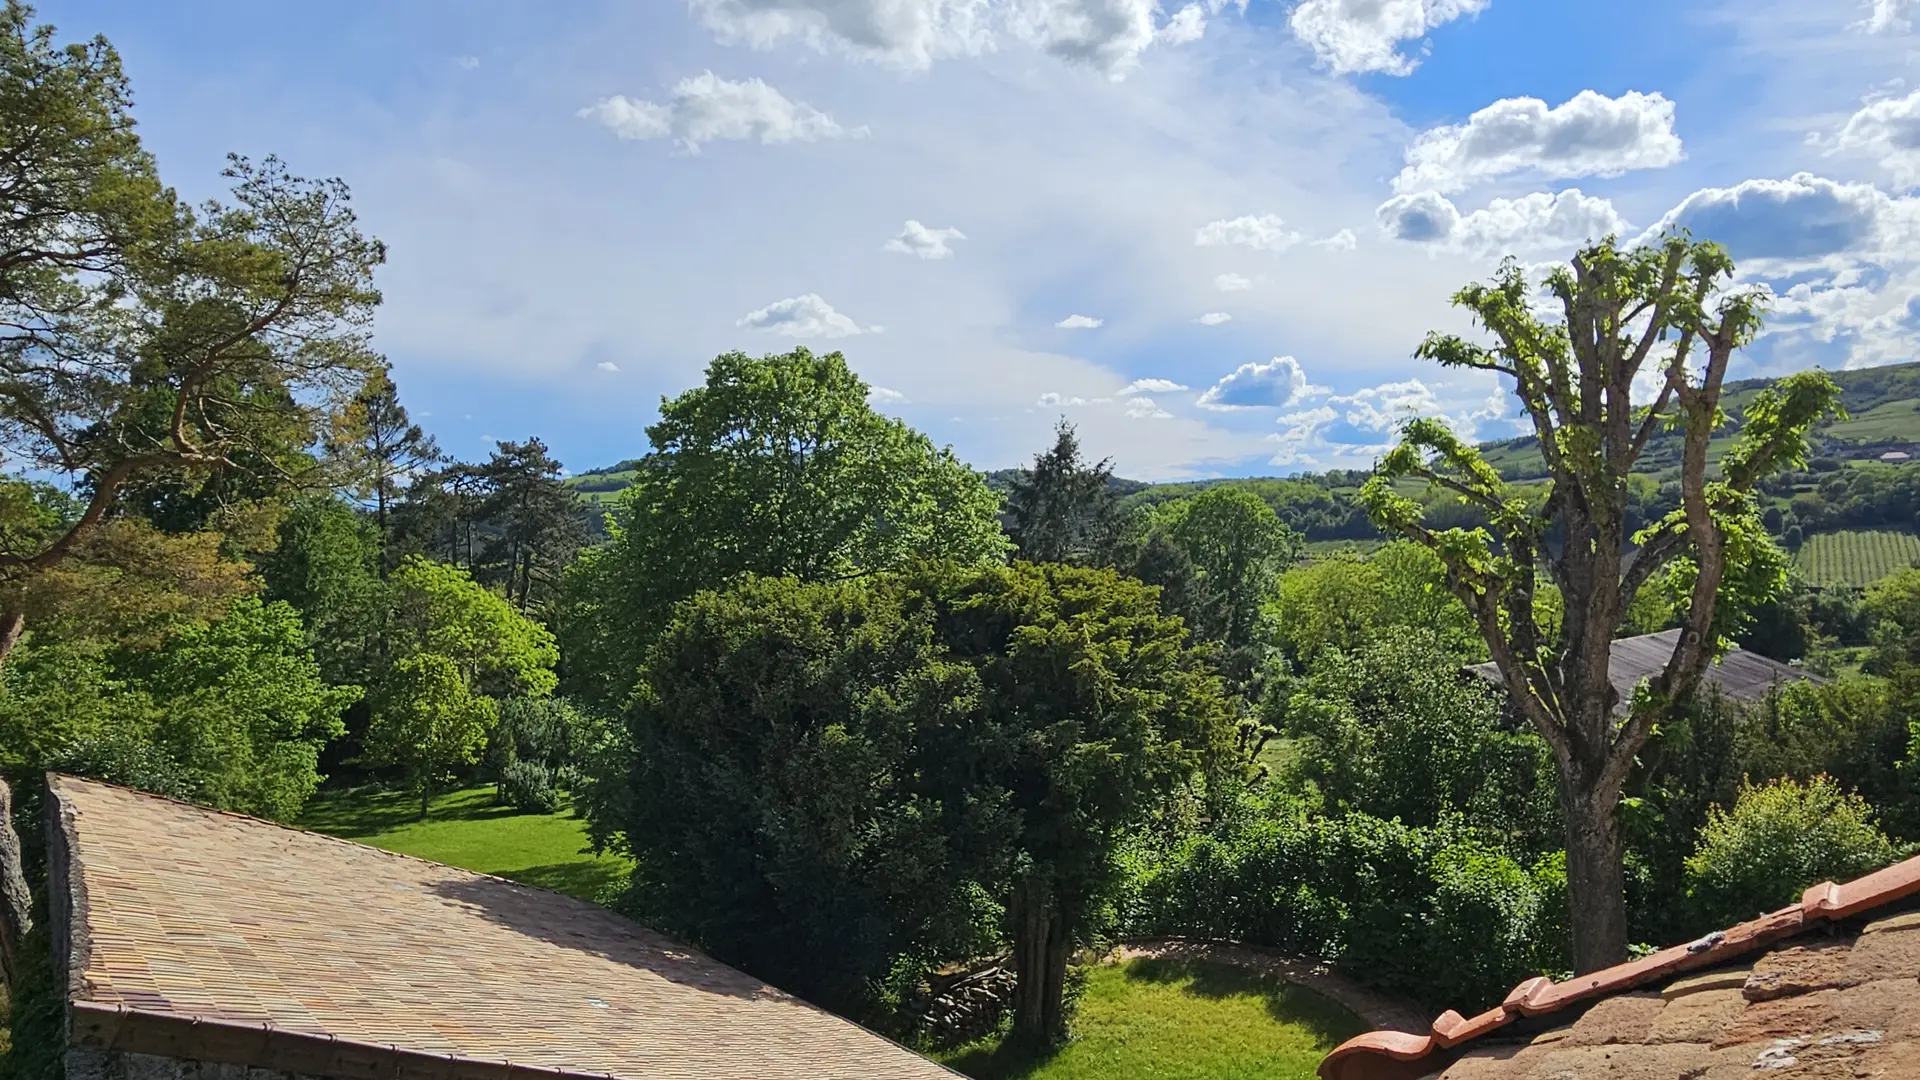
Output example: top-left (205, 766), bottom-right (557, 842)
top-left (939, 957), bottom-right (1363, 1080)
top-left (299, 785), bottom-right (631, 902)
top-left (1794, 529), bottom-right (1920, 589)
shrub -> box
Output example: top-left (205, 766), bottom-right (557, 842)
top-left (499, 758), bottom-right (561, 814)
top-left (1685, 776), bottom-right (1897, 927)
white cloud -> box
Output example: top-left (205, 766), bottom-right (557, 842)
top-left (868, 385), bottom-right (909, 404)
top-left (1638, 173), bottom-right (1898, 266)
top-left (1056, 313), bottom-right (1104, 328)
top-left (596, 361), bottom-right (620, 372)
top-left (1125, 395), bottom-right (1174, 418)
top-left (1288, 0), bottom-right (1489, 76)
top-left (1332, 378), bottom-right (1441, 433)
top-left (454, 55), bottom-right (481, 70)
top-left (1195, 311), bottom-right (1232, 325)
top-left (578, 72), bottom-right (866, 151)
top-left (1037, 391), bottom-right (1088, 406)
top-left (690, 0), bottom-right (1226, 77)
top-left (1378, 188), bottom-right (1627, 255)
top-left (1395, 90), bottom-right (1683, 195)
top-left (1310, 228), bottom-right (1358, 250)
top-left (1196, 214), bottom-right (1303, 251)
top-left (1833, 90), bottom-right (1920, 187)
top-left (737, 293), bottom-right (878, 337)
top-left (1120, 377), bottom-right (1189, 392)
top-left (1197, 355), bottom-right (1329, 410)
top-left (885, 220), bottom-right (968, 259)
top-left (1857, 0), bottom-right (1916, 33)
top-left (1214, 272), bottom-right (1253, 291)
top-left (1268, 405), bottom-right (1338, 466)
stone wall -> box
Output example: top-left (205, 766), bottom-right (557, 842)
top-left (66, 1048), bottom-right (328, 1080)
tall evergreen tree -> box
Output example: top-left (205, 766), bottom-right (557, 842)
top-left (474, 437), bottom-right (588, 611)
top-left (1005, 420), bottom-right (1119, 565)
top-left (332, 369), bottom-right (441, 561)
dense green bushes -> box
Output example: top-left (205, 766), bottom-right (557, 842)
top-left (1684, 777), bottom-right (1899, 927)
top-left (1129, 794), bottom-right (1567, 1010)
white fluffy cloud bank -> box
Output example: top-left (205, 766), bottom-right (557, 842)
top-left (1195, 214), bottom-right (1303, 252)
top-left (885, 220), bottom-right (968, 258)
top-left (738, 293), bottom-right (878, 337)
top-left (1858, 0), bottom-right (1917, 33)
top-left (1197, 356), bottom-right (1328, 410)
top-left (688, 0), bottom-right (1236, 77)
top-left (579, 72), bottom-right (865, 151)
top-left (1288, 0), bottom-right (1488, 76)
top-left (1056, 313), bottom-right (1104, 328)
top-left (1639, 173), bottom-right (1902, 265)
top-left (1378, 188), bottom-right (1627, 255)
top-left (1834, 90), bottom-right (1920, 188)
top-left (1395, 90), bottom-right (1683, 195)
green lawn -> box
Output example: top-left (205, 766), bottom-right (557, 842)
top-left (938, 957), bottom-right (1364, 1080)
top-left (298, 785), bottom-right (632, 902)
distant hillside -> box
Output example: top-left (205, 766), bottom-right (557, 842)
top-left (567, 362), bottom-right (1920, 546)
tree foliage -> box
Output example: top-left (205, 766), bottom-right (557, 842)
top-left (0, 3), bottom-right (385, 664)
top-left (1684, 776), bottom-right (1896, 928)
top-left (1358, 236), bottom-right (1842, 971)
top-left (560, 348), bottom-right (1006, 706)
top-left (1005, 420), bottom-right (1120, 565)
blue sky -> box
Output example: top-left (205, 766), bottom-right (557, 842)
top-left (40, 0), bottom-right (1920, 479)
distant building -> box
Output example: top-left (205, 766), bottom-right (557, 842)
top-left (1463, 628), bottom-right (1818, 717)
top-left (1881, 451), bottom-right (1911, 462)
top-left (43, 774), bottom-right (958, 1080)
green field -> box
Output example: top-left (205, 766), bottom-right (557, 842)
top-left (1793, 529), bottom-right (1920, 589)
top-left (298, 785), bottom-right (632, 902)
top-left (939, 957), bottom-right (1362, 1080)
top-left (1827, 399), bottom-right (1920, 443)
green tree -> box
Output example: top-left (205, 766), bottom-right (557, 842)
top-left (329, 369), bottom-right (441, 561)
top-left (1161, 487), bottom-right (1300, 649)
top-left (368, 557), bottom-right (558, 815)
top-left (1005, 419), bottom-right (1120, 564)
top-left (1359, 237), bottom-right (1843, 971)
top-left (256, 495), bottom-right (383, 684)
top-left (473, 437), bottom-right (588, 611)
top-left (1685, 776), bottom-right (1895, 928)
top-left (0, 3), bottom-right (385, 666)
top-left (559, 348), bottom-right (1006, 706)
top-left (919, 562), bottom-right (1235, 1045)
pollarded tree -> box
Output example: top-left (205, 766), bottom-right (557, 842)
top-left (0, 4), bottom-right (385, 665)
top-left (559, 348), bottom-right (1008, 707)
top-left (1359, 236), bottom-right (1841, 972)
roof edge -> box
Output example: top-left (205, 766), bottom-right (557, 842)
top-left (1318, 851), bottom-right (1920, 1080)
top-left (69, 1000), bottom-right (626, 1080)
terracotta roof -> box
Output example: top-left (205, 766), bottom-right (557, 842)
top-left (1464, 628), bottom-right (1818, 714)
top-left (45, 774), bottom-right (958, 1080)
top-left (1318, 853), bottom-right (1920, 1080)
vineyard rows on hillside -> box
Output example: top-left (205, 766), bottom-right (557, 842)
top-left (1794, 529), bottom-right (1920, 588)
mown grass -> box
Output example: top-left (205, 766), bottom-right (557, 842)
top-left (298, 785), bottom-right (631, 902)
top-left (938, 957), bottom-right (1363, 1080)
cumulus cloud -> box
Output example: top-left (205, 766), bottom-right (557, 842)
top-left (1037, 391), bottom-right (1088, 406)
top-left (1310, 228), bottom-right (1359, 251)
top-left (1378, 188), bottom-right (1627, 255)
top-left (1196, 356), bottom-right (1329, 410)
top-left (885, 220), bottom-right (968, 259)
top-left (1857, 0), bottom-right (1916, 33)
top-left (738, 293), bottom-right (877, 337)
top-left (868, 385), bottom-right (909, 405)
top-left (1395, 90), bottom-right (1683, 195)
top-left (1266, 374), bottom-right (1515, 466)
top-left (595, 361), bottom-right (620, 372)
top-left (1639, 173), bottom-right (1896, 264)
top-left (690, 0), bottom-right (1229, 77)
top-left (1195, 312), bottom-right (1232, 325)
top-left (1214, 272), bottom-right (1253, 291)
top-left (1121, 377), bottom-right (1189, 393)
top-left (1267, 404), bottom-right (1338, 466)
top-left (454, 55), bottom-right (481, 70)
top-left (1288, 0), bottom-right (1488, 76)
top-left (578, 72), bottom-right (865, 151)
top-left (1125, 396), bottom-right (1174, 418)
top-left (1196, 214), bottom-right (1303, 251)
top-left (1833, 90), bottom-right (1920, 188)
top-left (1056, 313), bottom-right (1104, 328)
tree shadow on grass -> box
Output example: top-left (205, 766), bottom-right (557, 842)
top-left (299, 785), bottom-right (528, 838)
top-left (938, 1037), bottom-right (1062, 1080)
top-left (1121, 957), bottom-right (1364, 1047)
top-left (500, 859), bottom-right (630, 904)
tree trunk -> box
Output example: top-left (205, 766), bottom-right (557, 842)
top-left (0, 611), bottom-right (25, 672)
top-left (0, 776), bottom-right (34, 992)
top-left (1009, 874), bottom-right (1069, 1046)
top-left (1562, 783), bottom-right (1628, 974)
